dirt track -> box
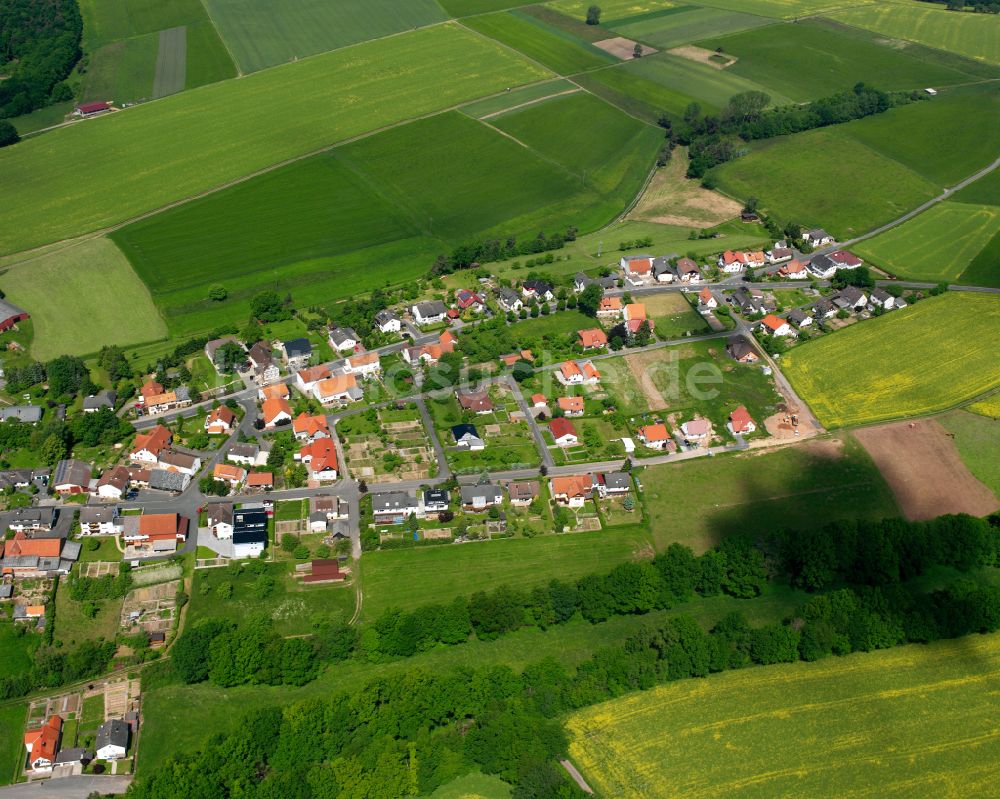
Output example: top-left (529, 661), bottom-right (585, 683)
top-left (854, 419), bottom-right (999, 520)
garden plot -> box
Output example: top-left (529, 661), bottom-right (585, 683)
top-left (130, 563), bottom-right (183, 587)
top-left (79, 561), bottom-right (121, 579)
top-left (341, 406), bottom-right (436, 481)
top-left (120, 580), bottom-right (181, 636)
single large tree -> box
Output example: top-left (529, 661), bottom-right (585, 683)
top-left (577, 283), bottom-right (603, 317)
top-left (586, 5), bottom-right (601, 24)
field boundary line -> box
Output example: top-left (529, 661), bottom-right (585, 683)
top-left (479, 87), bottom-right (580, 119)
top-left (196, 0), bottom-right (243, 76)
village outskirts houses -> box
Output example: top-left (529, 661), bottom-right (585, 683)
top-left (778, 259), bottom-right (809, 279)
top-left (760, 314), bottom-right (793, 337)
top-left (345, 351), bottom-right (381, 380)
top-left (495, 287), bottom-right (523, 313)
top-left (279, 338), bottom-right (313, 371)
top-left (248, 341), bottom-right (280, 384)
top-left (205, 405), bottom-right (236, 435)
top-left (411, 300), bottom-right (449, 326)
top-left (548, 417), bottom-right (578, 447)
top-left (460, 483), bottom-right (502, 512)
top-left (262, 397), bottom-right (293, 429)
top-left (328, 326), bottom-right (360, 353)
top-left (374, 309), bottom-right (402, 334)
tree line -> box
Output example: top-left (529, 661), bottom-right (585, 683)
top-left (430, 229), bottom-right (575, 276)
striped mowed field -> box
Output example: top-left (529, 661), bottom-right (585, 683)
top-left (567, 632), bottom-right (1000, 798)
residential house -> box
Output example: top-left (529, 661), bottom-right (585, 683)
top-left (95, 719), bottom-right (130, 761)
top-left (205, 406), bottom-right (236, 435)
top-left (24, 715), bottom-right (62, 772)
top-left (578, 328), bottom-right (607, 350)
top-left (455, 289), bottom-right (485, 312)
top-left (232, 509), bottom-right (267, 558)
top-left (495, 287), bottom-right (523, 313)
top-left (157, 450), bottom-right (201, 476)
top-left (869, 288), bottom-right (896, 310)
top-left (652, 257), bottom-right (674, 283)
top-left (206, 503), bottom-right (234, 539)
top-left (558, 360), bottom-right (599, 386)
top-left (531, 393), bottom-right (548, 409)
top-left (258, 382), bottom-right (289, 403)
top-left (248, 342), bottom-right (280, 384)
top-left (505, 480), bottom-right (539, 507)
top-left (812, 299), bottom-right (837, 319)
top-left (127, 467), bottom-right (150, 488)
top-left (298, 439), bottom-right (339, 481)
top-left (787, 308), bottom-right (813, 328)
top-left (124, 513), bottom-right (188, 551)
top-left (296, 365), bottom-right (331, 395)
top-left (373, 491), bottom-right (421, 525)
top-left (144, 387), bottom-right (191, 415)
top-left (7, 507), bottom-right (56, 532)
top-left (1, 532), bottom-right (69, 577)
top-left (760, 314), bottom-right (792, 337)
top-left (451, 423), bottom-right (485, 450)
top-left (550, 474), bottom-right (592, 508)
top-left (328, 326), bottom-right (359, 353)
top-left (139, 380), bottom-right (165, 407)
top-left (79, 506), bottom-right (120, 536)
top-left (726, 335), bottom-right (760, 364)
top-left (521, 280), bottom-right (554, 302)
top-left (423, 488), bottom-right (451, 514)
top-left (597, 296), bottom-right (623, 319)
top-left (548, 417), bottom-right (578, 447)
top-left (403, 332), bottom-right (456, 366)
top-left (313, 374), bottom-right (361, 406)
top-left (82, 390), bottom-right (117, 413)
top-left (778, 260), bottom-right (809, 279)
top-left (212, 463), bottom-right (246, 489)
top-left (620, 255), bottom-right (653, 285)
top-left (728, 406), bottom-right (757, 435)
top-left (0, 405), bottom-right (42, 424)
top-left (292, 412), bottom-right (330, 442)
top-left (833, 286), bottom-right (868, 312)
top-left (731, 286), bottom-right (766, 315)
top-left (227, 442), bottom-right (260, 467)
top-left (346, 352), bottom-right (381, 379)
top-left (574, 272), bottom-right (617, 293)
top-left (698, 287), bottom-right (717, 309)
top-left (718, 251), bottom-right (747, 273)
top-left (624, 303), bottom-right (646, 324)
top-left (766, 246), bottom-right (794, 264)
top-left (680, 418), bottom-right (711, 442)
top-left (262, 398), bottom-right (293, 429)
top-left (500, 349), bottom-right (534, 367)
top-left (205, 336), bottom-right (243, 373)
top-left (375, 309), bottom-right (402, 333)
top-left (803, 229), bottom-right (834, 247)
top-left (460, 484), bottom-right (502, 512)
top-left (558, 396), bottom-right (584, 417)
top-left (596, 472), bottom-right (631, 497)
top-left (637, 423), bottom-right (671, 451)
top-left (53, 459), bottom-right (91, 494)
top-left (280, 338), bottom-right (313, 370)
top-left (673, 257), bottom-right (701, 283)
top-left (457, 390), bottom-right (494, 414)
top-left (53, 748), bottom-right (93, 770)
top-left (95, 465), bottom-right (130, 500)
top-left (246, 472), bottom-right (273, 491)
top-left (412, 301), bottom-right (449, 326)
top-left (311, 494), bottom-right (348, 522)
top-left (148, 469), bottom-right (189, 493)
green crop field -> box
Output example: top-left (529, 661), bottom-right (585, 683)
top-left (568, 632), bottom-right (1000, 798)
top-left (641, 434), bottom-right (897, 551)
top-left (80, 31), bottom-right (158, 103)
top-left (0, 625), bottom-right (37, 676)
top-left (490, 91), bottom-right (661, 194)
top-left (459, 80), bottom-right (577, 118)
top-left (0, 703), bottom-right (28, 786)
top-left (609, 6), bottom-right (775, 48)
top-left (575, 65), bottom-right (704, 120)
top-left (113, 108), bottom-right (657, 336)
top-left (152, 26), bottom-right (187, 98)
top-left (962, 229), bottom-right (1000, 288)
top-left (952, 166), bottom-right (1000, 207)
top-left (547, 0), bottom-right (677, 20)
top-left (203, 0), bottom-right (447, 73)
top-left (622, 51), bottom-right (792, 110)
top-left (79, 0), bottom-right (209, 45)
top-left (712, 127), bottom-right (938, 238)
top-left (939, 411), bottom-right (1000, 500)
top-left (783, 293), bottom-right (1000, 428)
top-left (463, 11), bottom-right (616, 75)
top-left (441, 0), bottom-right (535, 14)
top-left (360, 527), bottom-right (653, 621)
top-left (1, 237), bottom-right (167, 359)
top-left (855, 202), bottom-right (1000, 284)
top-left (697, 19), bottom-right (979, 102)
top-left (689, 0), bottom-right (873, 17)
top-left (0, 24), bottom-right (549, 256)
top-left (832, 0), bottom-right (1000, 66)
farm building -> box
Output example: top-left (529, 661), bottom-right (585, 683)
top-left (304, 559), bottom-right (346, 584)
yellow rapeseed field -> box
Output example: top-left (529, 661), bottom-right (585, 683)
top-left (968, 394), bottom-right (1000, 420)
top-left (567, 633), bottom-right (1000, 799)
top-left (782, 293), bottom-right (1000, 428)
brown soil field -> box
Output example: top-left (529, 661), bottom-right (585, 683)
top-left (630, 148), bottom-right (741, 227)
top-left (854, 419), bottom-right (999, 520)
top-left (668, 44), bottom-right (736, 69)
top-left (593, 37), bottom-right (656, 60)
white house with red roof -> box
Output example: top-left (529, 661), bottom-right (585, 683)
top-left (778, 260), bottom-right (809, 279)
top-left (298, 439), bottom-right (339, 482)
top-left (760, 314), bottom-right (792, 337)
top-left (548, 417), bottom-right (578, 447)
top-left (680, 418), bottom-right (712, 442)
top-left (455, 289), bottom-right (485, 312)
top-left (621, 255), bottom-right (653, 285)
top-left (698, 288), bottom-right (717, 309)
top-left (728, 406), bottom-right (756, 435)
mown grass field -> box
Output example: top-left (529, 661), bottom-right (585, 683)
top-left (0, 24), bottom-right (549, 256)
top-left (783, 293), bottom-right (1000, 428)
top-left (608, 6), bottom-right (774, 49)
top-left (79, 31), bottom-right (158, 103)
top-left (697, 18), bottom-right (981, 101)
top-left (203, 0), bottom-right (447, 73)
top-left (463, 11), bottom-right (616, 75)
top-left (641, 434), bottom-right (898, 551)
top-left (938, 410), bottom-right (1000, 500)
top-left (0, 625), bottom-right (37, 676)
top-left (575, 64), bottom-right (706, 120)
top-left (79, 0), bottom-right (208, 45)
top-left (0, 703), bottom-right (28, 786)
top-left (855, 201), bottom-right (1000, 284)
top-left (428, 773), bottom-right (511, 799)
top-left (832, 0), bottom-right (1000, 66)
top-left (568, 632), bottom-right (1000, 799)
top-left (0, 237), bottom-right (167, 359)
top-left (712, 127), bottom-right (937, 238)
top-left (685, 0), bottom-right (872, 18)
top-left (360, 527), bottom-right (653, 621)
top-left (459, 79), bottom-right (577, 118)
top-left (139, 582), bottom-right (807, 774)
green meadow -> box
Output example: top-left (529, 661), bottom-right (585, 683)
top-left (203, 0), bottom-right (448, 73)
top-left (609, 6), bottom-right (774, 49)
top-left (459, 80), bottom-right (578, 118)
top-left (691, 0), bottom-right (872, 18)
top-left (0, 24), bottom-right (549, 256)
top-left (855, 202), bottom-right (1000, 284)
top-left (832, 0), bottom-right (1000, 66)
top-left (463, 11), bottom-right (616, 74)
top-left (697, 19), bottom-right (980, 101)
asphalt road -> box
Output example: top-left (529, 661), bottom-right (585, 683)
top-left (0, 776), bottom-right (132, 798)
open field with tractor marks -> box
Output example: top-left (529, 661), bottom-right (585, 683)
top-left (607, 6), bottom-right (775, 49)
top-left (782, 293), bottom-right (1000, 428)
top-left (0, 24), bottom-right (549, 256)
top-left (567, 632), bottom-right (1000, 799)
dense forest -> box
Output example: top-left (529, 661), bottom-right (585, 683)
top-left (0, 0), bottom-right (82, 120)
top-left (921, 0), bottom-right (1000, 12)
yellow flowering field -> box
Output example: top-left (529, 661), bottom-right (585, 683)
top-left (566, 633), bottom-right (1000, 799)
top-left (782, 293), bottom-right (1000, 428)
